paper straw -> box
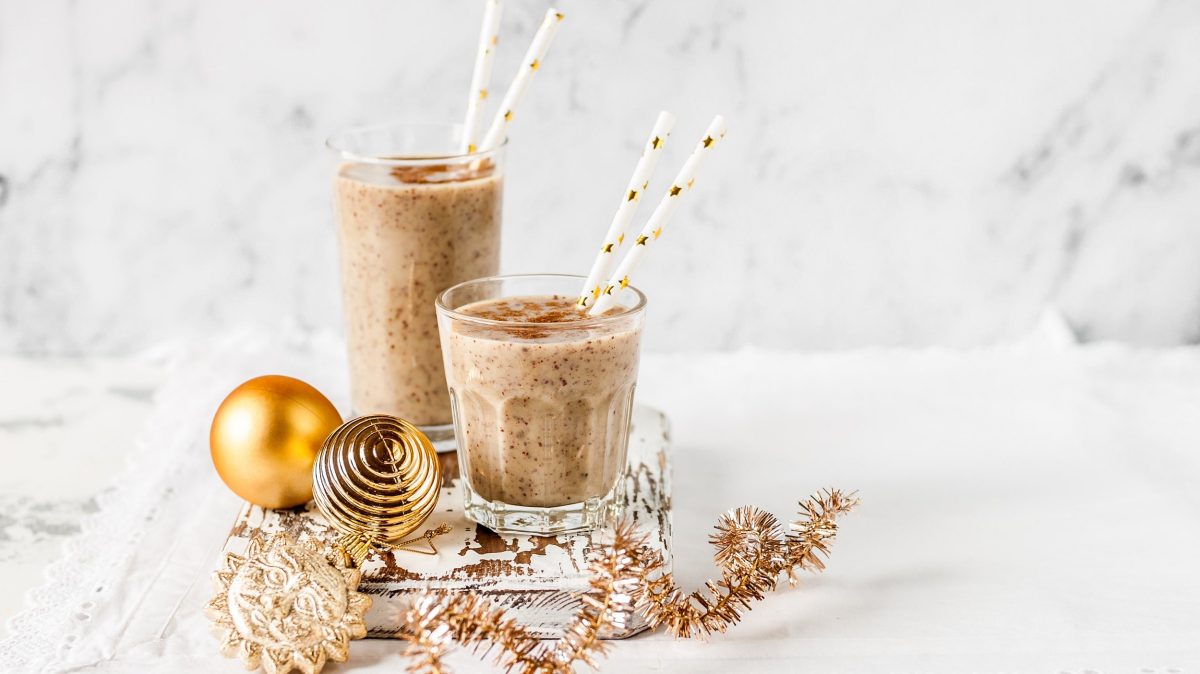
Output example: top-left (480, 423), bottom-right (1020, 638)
top-left (589, 114), bottom-right (728, 316)
top-left (461, 0), bottom-right (504, 153)
top-left (477, 8), bottom-right (564, 151)
top-left (576, 111), bottom-right (676, 308)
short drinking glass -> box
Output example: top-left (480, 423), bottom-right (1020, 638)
top-left (436, 273), bottom-right (646, 534)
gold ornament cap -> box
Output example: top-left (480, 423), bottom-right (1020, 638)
top-left (210, 375), bottom-right (343, 509)
top-left (312, 415), bottom-right (442, 564)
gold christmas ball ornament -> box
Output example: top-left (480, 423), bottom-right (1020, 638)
top-left (205, 533), bottom-right (370, 674)
top-left (312, 415), bottom-right (442, 564)
top-left (210, 375), bottom-right (343, 509)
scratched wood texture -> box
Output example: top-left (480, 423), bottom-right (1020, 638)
top-left (222, 405), bottom-right (672, 639)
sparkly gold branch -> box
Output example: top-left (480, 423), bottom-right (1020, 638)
top-left (401, 520), bottom-right (650, 674)
top-left (402, 591), bottom-right (544, 674)
top-left (400, 490), bottom-right (857, 672)
top-left (635, 489), bottom-right (859, 639)
top-left (784, 488), bottom-right (859, 586)
top-left (547, 519), bottom-right (649, 671)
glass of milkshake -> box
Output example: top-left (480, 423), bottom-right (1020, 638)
top-left (436, 274), bottom-right (646, 535)
top-left (327, 122), bottom-right (504, 447)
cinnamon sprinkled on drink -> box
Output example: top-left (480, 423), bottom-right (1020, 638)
top-left (457, 295), bottom-right (626, 339)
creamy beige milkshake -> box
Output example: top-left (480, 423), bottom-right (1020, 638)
top-left (329, 123), bottom-right (503, 432)
top-left (437, 275), bottom-right (646, 534)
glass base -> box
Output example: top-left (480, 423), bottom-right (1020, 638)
top-left (462, 480), bottom-right (627, 536)
top-left (348, 412), bottom-right (457, 453)
top-left (419, 421), bottom-right (457, 453)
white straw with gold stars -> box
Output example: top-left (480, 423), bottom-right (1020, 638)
top-left (576, 111), bottom-right (676, 309)
top-left (589, 115), bottom-right (728, 316)
top-left (478, 8), bottom-right (564, 152)
top-left (461, 0), bottom-right (504, 154)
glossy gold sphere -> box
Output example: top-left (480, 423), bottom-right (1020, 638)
top-left (210, 375), bottom-right (343, 509)
top-left (313, 415), bottom-right (441, 547)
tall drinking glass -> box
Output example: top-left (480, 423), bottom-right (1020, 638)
top-left (436, 274), bottom-right (647, 534)
top-left (327, 122), bottom-right (504, 446)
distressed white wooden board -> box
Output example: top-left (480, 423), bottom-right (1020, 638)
top-left (221, 404), bottom-right (672, 639)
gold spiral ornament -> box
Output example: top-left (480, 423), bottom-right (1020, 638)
top-left (312, 415), bottom-right (442, 564)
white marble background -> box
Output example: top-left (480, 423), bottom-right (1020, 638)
top-left (2, 0), bottom-right (1199, 354)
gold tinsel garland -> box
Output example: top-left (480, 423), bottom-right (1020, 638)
top-left (637, 488), bottom-right (859, 638)
top-left (401, 489), bottom-right (858, 673)
top-left (402, 519), bottom-right (651, 674)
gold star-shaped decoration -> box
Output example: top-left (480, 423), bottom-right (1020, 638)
top-left (642, 180), bottom-right (649, 190)
top-left (619, 276), bottom-right (631, 289)
top-left (206, 534), bottom-right (370, 674)
top-left (591, 286), bottom-right (602, 300)
top-left (576, 295), bottom-right (589, 308)
top-left (491, 35), bottom-right (499, 45)
top-left (467, 143), bottom-right (477, 153)
top-left (651, 136), bottom-right (662, 150)
top-left (635, 235), bottom-right (649, 246)
top-left (702, 135), bottom-right (715, 148)
top-left (687, 178), bottom-right (695, 189)
top-left (617, 233), bottom-right (625, 245)
top-left (668, 185), bottom-right (682, 197)
top-left (602, 243), bottom-right (614, 253)
top-left (479, 88), bottom-right (488, 100)
top-left (529, 59), bottom-right (540, 71)
top-left (626, 189), bottom-right (638, 202)
top-left (652, 226), bottom-right (663, 240)
top-left (503, 110), bottom-right (513, 122)
top-left (555, 12), bottom-right (565, 21)
top-left (602, 284), bottom-right (615, 296)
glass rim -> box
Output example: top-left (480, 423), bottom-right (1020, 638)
top-left (325, 120), bottom-right (508, 166)
top-left (436, 273), bottom-right (648, 329)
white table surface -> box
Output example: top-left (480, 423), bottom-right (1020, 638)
top-left (3, 332), bottom-right (1200, 673)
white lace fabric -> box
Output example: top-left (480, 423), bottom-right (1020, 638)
top-left (0, 332), bottom-right (352, 673)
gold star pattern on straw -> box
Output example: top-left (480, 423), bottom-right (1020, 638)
top-left (588, 114), bottom-right (727, 317)
top-left (478, 8), bottom-right (564, 151)
top-left (461, 0), bottom-right (503, 154)
top-left (619, 276), bottom-right (631, 289)
top-left (206, 534), bottom-right (370, 674)
top-left (577, 110), bottom-right (676, 311)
